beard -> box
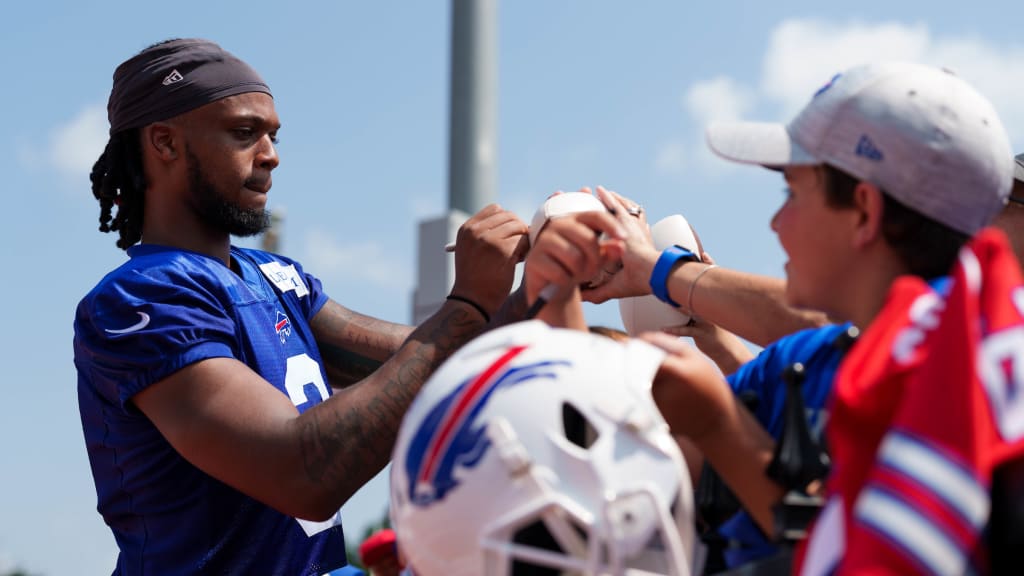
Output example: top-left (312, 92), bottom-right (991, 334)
top-left (186, 148), bottom-right (270, 237)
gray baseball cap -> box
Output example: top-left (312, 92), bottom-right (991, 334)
top-left (706, 61), bottom-right (1013, 235)
top-left (1014, 153), bottom-right (1024, 185)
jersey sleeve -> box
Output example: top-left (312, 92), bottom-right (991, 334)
top-left (278, 253), bottom-right (329, 321)
top-left (726, 326), bottom-right (842, 434)
top-left (74, 265), bottom-right (239, 408)
top-left (726, 345), bottom-right (774, 405)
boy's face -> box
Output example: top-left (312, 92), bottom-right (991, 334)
top-left (771, 166), bottom-right (858, 316)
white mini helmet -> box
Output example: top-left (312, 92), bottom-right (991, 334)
top-left (528, 191), bottom-right (607, 247)
top-left (528, 191), bottom-right (617, 289)
top-left (390, 320), bottom-right (701, 576)
top-left (619, 215), bottom-right (701, 335)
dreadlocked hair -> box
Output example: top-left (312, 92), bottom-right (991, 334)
top-left (91, 128), bottom-right (146, 250)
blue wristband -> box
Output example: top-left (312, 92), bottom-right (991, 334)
top-left (649, 245), bottom-right (698, 308)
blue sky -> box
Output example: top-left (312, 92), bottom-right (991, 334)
top-left (3, 1), bottom-right (1024, 573)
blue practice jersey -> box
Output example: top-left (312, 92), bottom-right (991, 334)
top-left (717, 323), bottom-right (852, 568)
top-left (74, 244), bottom-right (347, 575)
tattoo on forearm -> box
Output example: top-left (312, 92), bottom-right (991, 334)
top-left (491, 286), bottom-right (528, 326)
top-left (312, 303), bottom-right (416, 389)
top-left (318, 343), bottom-right (383, 389)
top-left (299, 306), bottom-right (485, 499)
top-left (313, 304), bottom-right (412, 361)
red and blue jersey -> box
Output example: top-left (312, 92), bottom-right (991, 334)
top-left (74, 244), bottom-right (346, 575)
top-left (799, 228), bottom-right (1024, 575)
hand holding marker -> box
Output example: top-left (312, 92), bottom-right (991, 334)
top-left (447, 189), bottom-right (627, 319)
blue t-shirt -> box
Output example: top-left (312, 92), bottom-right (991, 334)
top-left (74, 245), bottom-right (347, 575)
top-left (718, 323), bottom-right (852, 567)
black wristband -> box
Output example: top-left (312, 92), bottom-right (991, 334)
top-left (446, 294), bottom-right (490, 323)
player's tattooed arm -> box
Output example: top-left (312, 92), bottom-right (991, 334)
top-left (311, 300), bottom-right (415, 390)
top-left (302, 204), bottom-right (527, 502)
top-left (312, 286), bottom-right (528, 390)
top-left (300, 302), bottom-right (486, 502)
top-left (131, 302), bottom-right (486, 522)
top-left (490, 284), bottom-right (528, 326)
top-left (134, 205), bottom-right (526, 519)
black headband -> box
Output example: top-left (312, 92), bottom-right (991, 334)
top-left (107, 38), bottom-right (272, 134)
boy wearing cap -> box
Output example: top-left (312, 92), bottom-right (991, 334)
top-left (634, 61), bottom-right (1016, 574)
top-left (74, 39), bottom-right (527, 574)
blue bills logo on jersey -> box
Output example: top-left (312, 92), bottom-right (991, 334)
top-left (275, 311), bottom-right (292, 343)
top-left (404, 345), bottom-right (570, 507)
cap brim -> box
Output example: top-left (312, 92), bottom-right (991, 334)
top-left (706, 121), bottom-right (819, 168)
top-left (1014, 153), bottom-right (1024, 184)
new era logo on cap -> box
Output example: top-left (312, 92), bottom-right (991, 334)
top-left (855, 135), bottom-right (884, 162)
top-left (162, 69), bottom-right (184, 86)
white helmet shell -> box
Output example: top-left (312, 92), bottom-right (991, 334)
top-left (528, 191), bottom-right (607, 247)
top-left (390, 321), bottom-right (701, 576)
top-left (619, 215), bottom-right (700, 335)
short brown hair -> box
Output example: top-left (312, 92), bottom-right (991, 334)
top-left (821, 164), bottom-right (968, 279)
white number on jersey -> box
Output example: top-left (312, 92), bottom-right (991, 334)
top-left (284, 353), bottom-right (331, 408)
top-left (283, 352), bottom-right (343, 535)
top-left (979, 326), bottom-right (1024, 442)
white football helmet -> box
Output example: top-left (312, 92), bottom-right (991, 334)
top-left (390, 320), bottom-right (701, 576)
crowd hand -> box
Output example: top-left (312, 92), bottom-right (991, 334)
top-left (661, 318), bottom-right (754, 376)
top-left (659, 251), bottom-right (754, 375)
top-left (450, 204), bottom-right (530, 315)
top-left (640, 331), bottom-right (737, 443)
top-left (523, 211), bottom-right (627, 306)
top-left (583, 186), bottom-right (659, 304)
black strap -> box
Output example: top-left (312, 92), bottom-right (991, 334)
top-left (766, 326), bottom-right (859, 543)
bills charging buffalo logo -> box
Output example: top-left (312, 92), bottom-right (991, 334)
top-left (275, 311), bottom-right (292, 343)
top-left (404, 345), bottom-right (571, 506)
top-left (813, 72), bottom-right (842, 98)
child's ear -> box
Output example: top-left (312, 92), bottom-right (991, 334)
top-left (851, 181), bottom-right (885, 248)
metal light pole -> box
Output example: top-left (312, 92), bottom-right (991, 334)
top-left (448, 0), bottom-right (498, 215)
top-left (412, 0), bottom-right (498, 324)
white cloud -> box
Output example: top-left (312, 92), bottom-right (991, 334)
top-left (759, 18), bottom-right (1024, 139)
top-left (682, 76), bottom-right (754, 171)
top-left (685, 76), bottom-right (755, 127)
top-left (679, 18), bottom-right (1024, 172)
top-left (49, 105), bottom-right (108, 181)
top-left (760, 19), bottom-right (931, 118)
top-left (302, 228), bottom-right (410, 289)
